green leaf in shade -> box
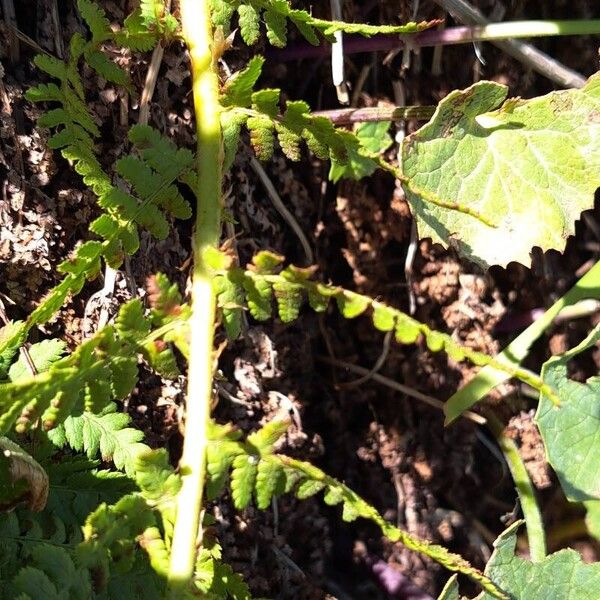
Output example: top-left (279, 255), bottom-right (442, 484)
top-left (403, 74), bottom-right (600, 269)
top-left (477, 521), bottom-right (600, 599)
top-left (535, 323), bottom-right (600, 501)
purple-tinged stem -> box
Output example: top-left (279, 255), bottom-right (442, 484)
top-left (268, 20), bottom-right (600, 62)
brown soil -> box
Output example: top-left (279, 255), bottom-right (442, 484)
top-left (2, 1), bottom-right (600, 598)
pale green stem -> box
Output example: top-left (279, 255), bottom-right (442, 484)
top-left (485, 411), bottom-right (546, 562)
top-left (421, 20), bottom-right (600, 46)
top-left (168, 0), bottom-right (222, 593)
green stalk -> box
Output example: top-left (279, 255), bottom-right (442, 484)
top-left (485, 411), bottom-right (546, 562)
top-left (168, 0), bottom-right (222, 592)
top-left (424, 20), bottom-right (600, 46)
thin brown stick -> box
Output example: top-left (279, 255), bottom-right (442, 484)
top-left (317, 355), bottom-right (486, 425)
top-left (313, 105), bottom-right (435, 126)
top-left (336, 330), bottom-right (393, 389)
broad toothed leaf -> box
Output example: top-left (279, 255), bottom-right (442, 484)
top-left (536, 323), bottom-right (600, 501)
top-left (403, 74), bottom-right (600, 268)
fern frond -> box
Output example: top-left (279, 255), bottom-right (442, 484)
top-left (221, 56), bottom-right (264, 108)
top-left (206, 421), bottom-right (245, 501)
top-left (205, 417), bottom-right (504, 597)
top-left (214, 254), bottom-right (559, 403)
top-left (70, 450), bottom-right (181, 595)
top-left (207, 417), bottom-right (290, 510)
top-left (211, 0), bottom-right (440, 46)
top-left (215, 270), bottom-right (246, 339)
top-left (146, 272), bottom-right (187, 324)
top-left (221, 60), bottom-right (363, 165)
top-left (0, 299), bottom-right (154, 435)
top-left (128, 124), bottom-right (195, 187)
top-left (25, 241), bottom-right (104, 334)
top-left (85, 48), bottom-right (132, 90)
top-left (115, 11), bottom-right (156, 51)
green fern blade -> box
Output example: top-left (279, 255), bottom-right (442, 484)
top-left (215, 272), bottom-right (245, 339)
top-left (26, 241), bottom-right (103, 329)
top-left (264, 8), bottom-right (288, 47)
top-left (241, 274), bottom-right (273, 320)
top-left (90, 214), bottom-right (140, 256)
top-left (139, 526), bottom-right (171, 578)
top-left (289, 11), bottom-right (320, 45)
top-left (32, 54), bottom-right (69, 81)
top-left (110, 355), bottom-right (139, 399)
top-left (128, 125), bottom-right (195, 183)
top-left (57, 240), bottom-right (104, 276)
top-left (206, 439), bottom-right (244, 501)
top-left (296, 478), bottom-right (325, 499)
top-left (237, 4), bottom-right (261, 45)
top-left (210, 0), bottom-right (236, 30)
top-left (255, 456), bottom-right (285, 509)
top-left (272, 279), bottom-right (303, 322)
top-left (230, 454), bottom-right (258, 509)
top-left (62, 86), bottom-right (101, 136)
top-left (57, 404), bottom-right (148, 477)
top-left (47, 124), bottom-right (94, 151)
top-left (335, 290), bottom-right (370, 319)
top-left (25, 83), bottom-right (63, 103)
top-left (38, 108), bottom-right (73, 129)
top-left (84, 49), bottom-right (132, 91)
top-left (251, 88), bottom-right (280, 117)
top-left (117, 155), bottom-right (192, 220)
top-left (371, 304), bottom-right (396, 332)
top-left (115, 10), bottom-right (159, 51)
top-left (250, 250), bottom-right (285, 273)
top-left (221, 56), bottom-right (265, 108)
top-left (78, 494), bottom-right (156, 580)
top-left (221, 111), bottom-right (247, 171)
top-left (247, 115), bottom-right (275, 160)
top-left (115, 299), bottom-right (151, 339)
top-left (247, 417), bottom-right (290, 454)
top-left (8, 339), bottom-right (66, 382)
top-left (275, 121), bottom-right (302, 161)
top-left (77, 0), bottom-right (112, 43)
top-left (278, 455), bottom-right (507, 599)
top-left (68, 31), bottom-right (87, 63)
top-left (11, 565), bottom-right (65, 598)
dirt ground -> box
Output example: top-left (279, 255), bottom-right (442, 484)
top-left (1, 1), bottom-right (600, 598)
